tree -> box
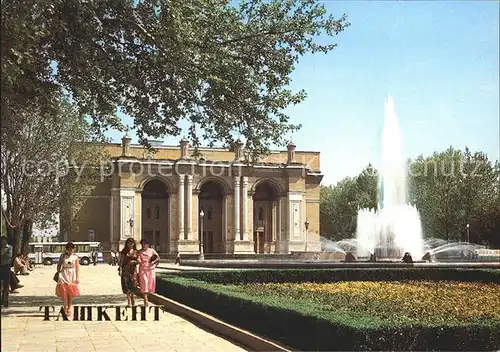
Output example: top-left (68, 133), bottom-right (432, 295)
top-left (0, 94), bottom-right (108, 253)
top-left (2, 0), bottom-right (349, 159)
top-left (320, 164), bottom-right (378, 241)
top-left (408, 147), bottom-right (498, 245)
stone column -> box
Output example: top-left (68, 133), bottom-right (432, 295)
top-left (178, 174), bottom-right (185, 240)
top-left (276, 197), bottom-right (282, 253)
top-left (109, 196), bottom-right (114, 247)
top-left (234, 176), bottom-right (241, 240)
top-left (241, 176), bottom-right (248, 241)
top-left (186, 175), bottom-right (193, 240)
top-left (121, 134), bottom-right (132, 156)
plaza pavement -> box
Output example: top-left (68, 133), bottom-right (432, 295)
top-left (0, 264), bottom-right (247, 352)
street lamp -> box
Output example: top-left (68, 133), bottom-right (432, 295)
top-left (127, 206), bottom-right (134, 238)
top-left (466, 223), bottom-right (470, 244)
top-left (199, 209), bottom-right (205, 260)
top-left (304, 220), bottom-right (310, 252)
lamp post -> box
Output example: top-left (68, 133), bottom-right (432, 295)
top-left (128, 218), bottom-right (134, 238)
top-left (466, 223), bottom-right (470, 244)
top-left (199, 209), bottom-right (205, 260)
top-left (304, 220), bottom-right (310, 252)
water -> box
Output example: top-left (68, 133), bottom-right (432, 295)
top-left (355, 95), bottom-right (425, 259)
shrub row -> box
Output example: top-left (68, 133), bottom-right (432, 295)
top-left (175, 268), bottom-right (500, 284)
top-left (157, 275), bottom-right (500, 351)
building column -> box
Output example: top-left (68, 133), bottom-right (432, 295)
top-left (241, 177), bottom-right (248, 241)
top-left (137, 190), bottom-right (142, 240)
top-left (178, 174), bottom-right (185, 240)
top-left (119, 189), bottom-right (135, 241)
top-left (186, 175), bottom-right (193, 240)
top-left (222, 195), bottom-right (228, 252)
top-left (234, 176), bottom-right (241, 240)
top-left (109, 195), bottom-right (114, 248)
top-left (276, 197), bottom-right (282, 253)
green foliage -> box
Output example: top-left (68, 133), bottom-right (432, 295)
top-left (0, 93), bottom-right (108, 251)
top-left (160, 268), bottom-right (500, 285)
top-left (2, 0), bottom-right (349, 159)
top-left (320, 164), bottom-right (377, 240)
top-left (157, 269), bottom-right (500, 351)
top-left (320, 147), bottom-right (500, 247)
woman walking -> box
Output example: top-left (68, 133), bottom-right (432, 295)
top-left (119, 238), bottom-right (139, 307)
top-left (138, 239), bottom-right (160, 307)
top-left (55, 242), bottom-right (80, 317)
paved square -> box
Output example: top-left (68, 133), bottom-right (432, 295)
top-left (1, 264), bottom-right (246, 352)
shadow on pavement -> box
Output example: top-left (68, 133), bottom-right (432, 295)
top-left (1, 294), bottom-right (127, 316)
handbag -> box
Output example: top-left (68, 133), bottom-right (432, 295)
top-left (53, 271), bottom-right (59, 283)
top-left (149, 254), bottom-right (158, 263)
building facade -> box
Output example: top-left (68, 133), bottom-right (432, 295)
top-left (63, 136), bottom-right (323, 254)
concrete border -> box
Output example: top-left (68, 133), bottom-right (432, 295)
top-left (147, 292), bottom-right (293, 352)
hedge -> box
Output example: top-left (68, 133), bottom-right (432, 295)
top-left (156, 268), bottom-right (500, 351)
top-left (172, 268), bottom-right (500, 285)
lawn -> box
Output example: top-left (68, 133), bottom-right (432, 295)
top-left (225, 281), bottom-right (500, 326)
top-left (157, 269), bottom-right (500, 350)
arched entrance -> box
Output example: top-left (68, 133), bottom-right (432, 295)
top-left (198, 180), bottom-right (224, 254)
top-left (253, 181), bottom-right (279, 253)
top-left (141, 179), bottom-right (169, 253)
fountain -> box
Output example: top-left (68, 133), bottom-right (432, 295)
top-left (356, 95), bottom-right (425, 260)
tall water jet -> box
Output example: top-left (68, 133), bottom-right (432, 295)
top-left (356, 95), bottom-right (424, 259)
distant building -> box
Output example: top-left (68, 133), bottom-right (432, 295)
top-left (61, 136), bottom-right (323, 254)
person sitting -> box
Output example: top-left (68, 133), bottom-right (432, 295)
top-left (22, 254), bottom-right (33, 271)
top-left (10, 271), bottom-right (23, 293)
top-left (13, 254), bottom-right (29, 275)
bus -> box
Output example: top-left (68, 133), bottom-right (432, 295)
top-left (27, 241), bottom-right (103, 266)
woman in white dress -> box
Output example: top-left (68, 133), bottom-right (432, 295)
top-left (55, 242), bottom-right (80, 317)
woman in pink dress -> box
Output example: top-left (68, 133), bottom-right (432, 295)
top-left (55, 242), bottom-right (80, 317)
top-left (137, 239), bottom-right (159, 307)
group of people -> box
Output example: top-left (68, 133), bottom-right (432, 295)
top-left (51, 238), bottom-right (159, 316)
top-left (0, 236), bottom-right (27, 308)
top-left (119, 238), bottom-right (160, 307)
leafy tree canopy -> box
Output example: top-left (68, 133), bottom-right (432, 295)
top-left (2, 0), bottom-right (349, 158)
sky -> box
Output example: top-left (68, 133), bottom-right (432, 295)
top-left (107, 0), bottom-right (500, 186)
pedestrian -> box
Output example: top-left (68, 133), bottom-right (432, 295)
top-left (55, 242), bottom-right (80, 317)
top-left (118, 238), bottom-right (139, 307)
top-left (110, 250), bottom-right (118, 266)
top-left (0, 236), bottom-right (13, 307)
top-left (91, 249), bottom-right (98, 266)
top-left (138, 239), bottom-right (160, 307)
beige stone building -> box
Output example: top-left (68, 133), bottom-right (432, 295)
top-left (63, 136), bottom-right (323, 255)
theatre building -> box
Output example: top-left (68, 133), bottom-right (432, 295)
top-left (61, 136), bottom-right (323, 255)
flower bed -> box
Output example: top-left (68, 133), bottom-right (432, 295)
top-left (235, 281), bottom-right (500, 326)
top-left (157, 269), bottom-right (500, 351)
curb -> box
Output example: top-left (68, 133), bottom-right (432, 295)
top-left (147, 292), bottom-right (293, 352)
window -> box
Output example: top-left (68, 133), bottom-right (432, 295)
top-left (155, 205), bottom-right (160, 219)
top-left (258, 207), bottom-right (263, 221)
top-left (76, 245), bottom-right (90, 253)
top-left (208, 207), bottom-right (212, 220)
top-left (52, 245), bottom-right (64, 253)
top-left (146, 207), bottom-right (151, 219)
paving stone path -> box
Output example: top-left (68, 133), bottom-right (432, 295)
top-left (1, 264), bottom-right (247, 352)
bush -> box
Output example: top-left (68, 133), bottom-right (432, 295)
top-left (174, 268), bottom-right (500, 285)
top-left (156, 269), bottom-right (500, 351)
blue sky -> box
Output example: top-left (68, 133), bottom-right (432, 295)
top-left (108, 0), bottom-right (500, 186)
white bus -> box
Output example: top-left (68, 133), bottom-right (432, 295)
top-left (27, 241), bottom-right (103, 266)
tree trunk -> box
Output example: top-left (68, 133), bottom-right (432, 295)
top-left (22, 220), bottom-right (33, 253)
top-left (7, 225), bottom-right (22, 255)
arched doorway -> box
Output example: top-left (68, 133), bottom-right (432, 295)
top-left (198, 180), bottom-right (224, 254)
top-left (141, 179), bottom-right (169, 253)
top-left (253, 182), bottom-right (279, 253)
